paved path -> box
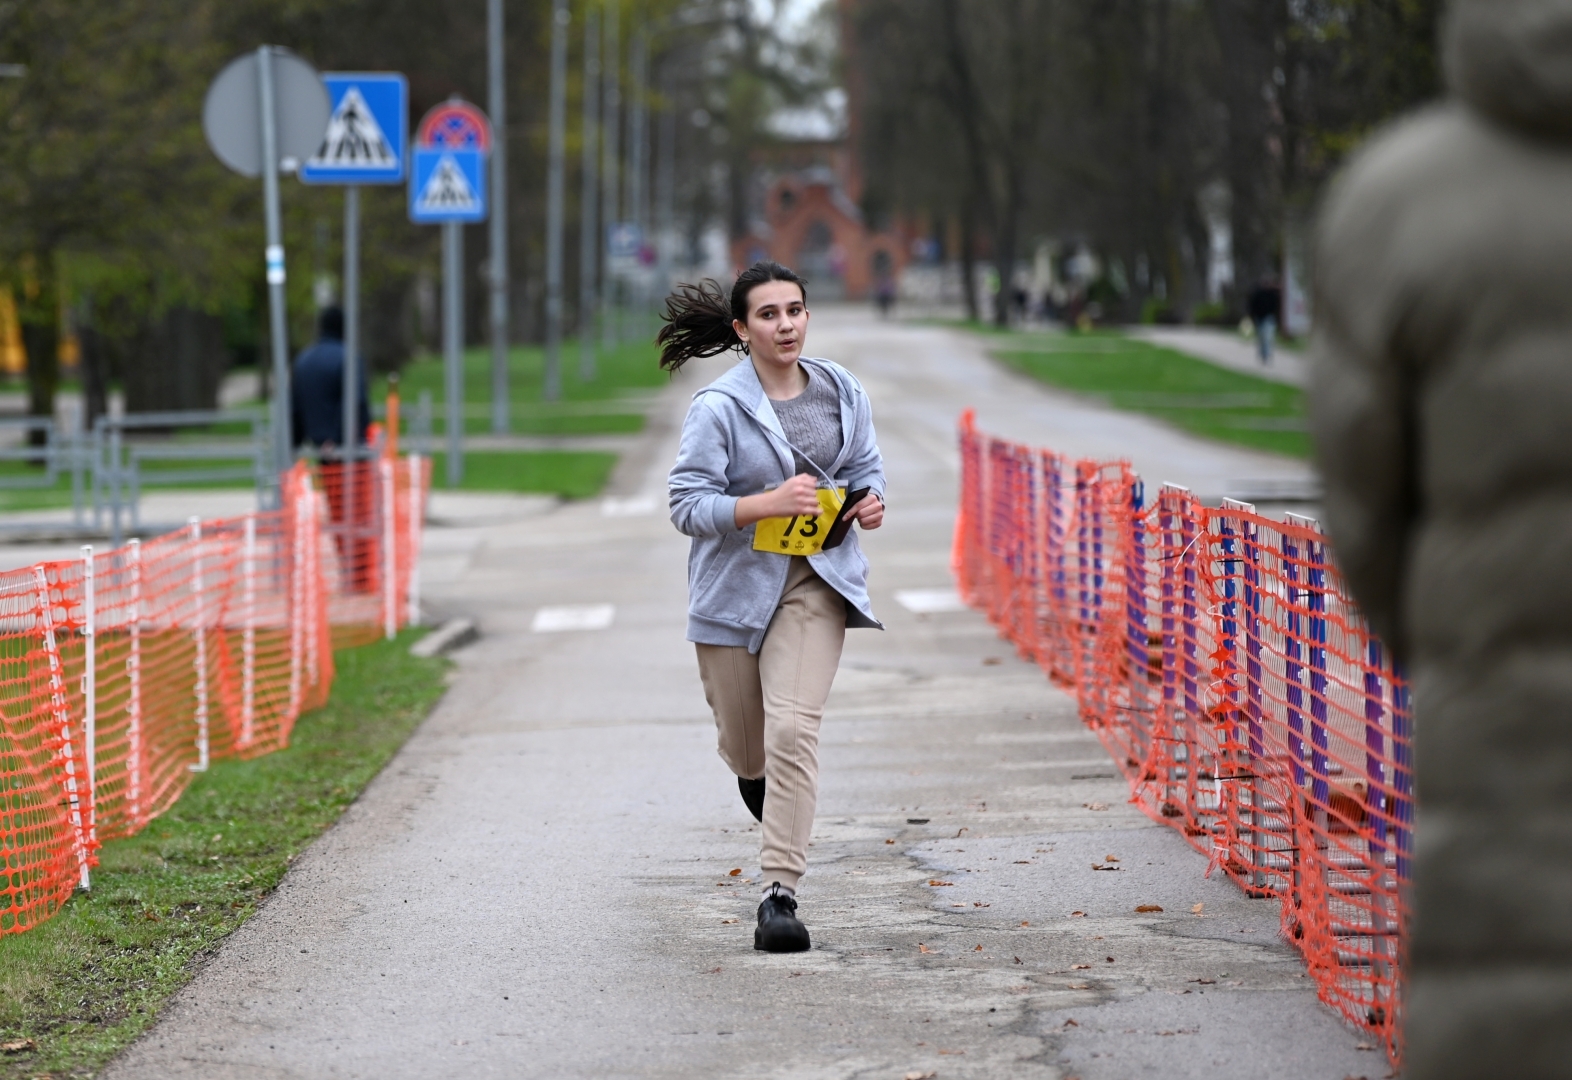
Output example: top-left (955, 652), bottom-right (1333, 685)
top-left (102, 311), bottom-right (1373, 1080)
top-left (1130, 326), bottom-right (1308, 387)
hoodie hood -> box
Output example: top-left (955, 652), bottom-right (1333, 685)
top-left (1446, 0), bottom-right (1572, 139)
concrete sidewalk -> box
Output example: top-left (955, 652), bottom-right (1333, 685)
top-left (102, 311), bottom-right (1372, 1080)
top-left (1130, 326), bottom-right (1308, 388)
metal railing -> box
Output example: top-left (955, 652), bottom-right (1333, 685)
top-left (94, 410), bottom-right (272, 543)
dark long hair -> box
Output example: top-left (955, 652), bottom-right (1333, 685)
top-left (655, 260), bottom-right (808, 373)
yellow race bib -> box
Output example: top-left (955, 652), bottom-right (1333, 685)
top-left (752, 487), bottom-right (846, 555)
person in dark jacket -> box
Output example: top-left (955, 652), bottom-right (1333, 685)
top-left (291, 306), bottom-right (369, 451)
top-left (1246, 276), bottom-right (1282, 364)
top-left (1309, 1), bottom-right (1572, 1075)
top-left (292, 306), bottom-right (374, 589)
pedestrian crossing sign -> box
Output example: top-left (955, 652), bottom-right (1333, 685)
top-left (300, 73), bottom-right (407, 185)
top-left (408, 147), bottom-right (487, 224)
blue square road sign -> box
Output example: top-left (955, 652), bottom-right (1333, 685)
top-left (300, 73), bottom-right (408, 185)
top-left (409, 147), bottom-right (488, 224)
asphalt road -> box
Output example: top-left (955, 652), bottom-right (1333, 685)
top-left (102, 309), bottom-right (1376, 1080)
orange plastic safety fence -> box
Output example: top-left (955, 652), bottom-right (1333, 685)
top-left (953, 411), bottom-right (1411, 1066)
top-left (0, 456), bottom-right (429, 936)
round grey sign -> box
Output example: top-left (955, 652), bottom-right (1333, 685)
top-left (203, 48), bottom-right (330, 178)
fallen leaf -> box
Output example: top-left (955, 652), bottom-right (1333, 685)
top-left (1013, 860), bottom-right (1031, 864)
top-left (728, 868), bottom-right (742, 877)
top-left (918, 943), bottom-right (934, 954)
top-left (1083, 802), bottom-right (1108, 811)
top-left (1103, 854), bottom-right (1120, 862)
top-left (1091, 863), bottom-right (1120, 871)
top-left (1190, 978), bottom-right (1216, 985)
top-left (1106, 956), bottom-right (1115, 963)
top-left (1069, 910), bottom-right (1086, 917)
top-left (1068, 982), bottom-right (1091, 990)
top-left (951, 902), bottom-right (967, 907)
top-left (1014, 956), bottom-right (1023, 964)
top-left (885, 839), bottom-right (896, 845)
top-left (928, 880), bottom-right (955, 887)
top-left (1063, 1018), bottom-right (1079, 1027)
top-left (721, 918), bottom-right (738, 924)
top-left (904, 1073), bottom-right (937, 1080)
top-left (1, 1039), bottom-right (36, 1053)
top-left (939, 1048), bottom-right (965, 1055)
top-left (983, 656), bottom-right (1003, 665)
top-left (1191, 903), bottom-right (1205, 915)
top-left (973, 901), bottom-right (991, 908)
top-left (1071, 963), bottom-right (1092, 970)
top-left (1020, 920), bottom-right (1030, 927)
top-left (1135, 904), bottom-right (1164, 913)
top-left (974, 944), bottom-right (984, 951)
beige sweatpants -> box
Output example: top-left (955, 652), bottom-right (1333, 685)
top-left (695, 556), bottom-right (846, 893)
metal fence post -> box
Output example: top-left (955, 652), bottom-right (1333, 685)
top-left (80, 545), bottom-right (96, 856)
top-left (188, 517), bottom-right (209, 772)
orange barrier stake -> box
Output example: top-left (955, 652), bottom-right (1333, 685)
top-left (953, 420), bottom-right (1410, 1068)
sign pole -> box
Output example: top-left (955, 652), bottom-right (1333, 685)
top-left (545, 0), bottom-right (569, 402)
top-left (258, 45), bottom-right (293, 486)
top-left (342, 183), bottom-right (360, 558)
top-left (443, 220), bottom-right (464, 488)
top-left (579, 2), bottom-right (600, 382)
top-left (601, 3), bottom-right (619, 351)
top-left (488, 0), bottom-right (511, 432)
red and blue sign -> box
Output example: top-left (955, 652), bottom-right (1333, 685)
top-left (416, 100), bottom-right (492, 152)
top-left (408, 99), bottom-right (490, 224)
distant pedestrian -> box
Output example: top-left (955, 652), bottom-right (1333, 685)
top-left (1247, 276), bottom-right (1281, 364)
top-left (874, 271), bottom-right (896, 319)
top-left (292, 306), bottom-right (373, 589)
top-left (660, 261), bottom-right (886, 954)
top-left (1308, 1), bottom-right (1572, 1075)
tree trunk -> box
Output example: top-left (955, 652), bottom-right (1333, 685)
top-left (18, 255), bottom-right (60, 450)
top-left (124, 306), bottom-right (228, 414)
top-left (959, 202), bottom-right (980, 323)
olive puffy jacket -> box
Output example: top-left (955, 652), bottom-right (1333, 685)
top-left (1309, 2), bottom-right (1572, 1075)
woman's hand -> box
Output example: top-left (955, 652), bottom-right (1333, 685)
top-left (735, 474), bottom-right (823, 528)
top-left (843, 492), bottom-right (884, 531)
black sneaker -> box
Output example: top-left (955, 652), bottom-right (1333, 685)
top-left (738, 776), bottom-right (766, 823)
top-left (754, 885), bottom-right (810, 953)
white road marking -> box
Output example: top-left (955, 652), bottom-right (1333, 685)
top-left (531, 604), bottom-right (616, 633)
top-left (894, 588), bottom-right (968, 614)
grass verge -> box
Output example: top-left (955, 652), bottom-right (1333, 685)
top-left (988, 330), bottom-right (1310, 458)
top-left (429, 449), bottom-right (618, 498)
top-left (0, 629), bottom-right (448, 1079)
top-left (383, 337), bottom-right (669, 437)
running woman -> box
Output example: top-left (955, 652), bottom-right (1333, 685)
top-left (661, 261), bottom-right (886, 953)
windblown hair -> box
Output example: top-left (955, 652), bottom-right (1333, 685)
top-left (656, 260), bottom-right (808, 372)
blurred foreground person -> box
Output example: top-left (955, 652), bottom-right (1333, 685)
top-left (1309, 1), bottom-right (1572, 1075)
top-left (293, 306), bottom-right (373, 590)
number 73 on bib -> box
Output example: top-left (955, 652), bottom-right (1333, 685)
top-left (752, 487), bottom-right (847, 555)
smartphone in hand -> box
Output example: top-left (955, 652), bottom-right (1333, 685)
top-left (820, 487), bottom-right (871, 551)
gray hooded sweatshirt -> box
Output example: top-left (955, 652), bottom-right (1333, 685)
top-left (1309, 1), bottom-right (1572, 1075)
top-left (668, 355), bottom-right (886, 652)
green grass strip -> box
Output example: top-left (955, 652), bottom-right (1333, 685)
top-left (988, 330), bottom-right (1310, 458)
top-left (384, 337), bottom-right (670, 436)
top-left (430, 449), bottom-right (618, 499)
top-left (0, 630), bottom-right (449, 1079)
